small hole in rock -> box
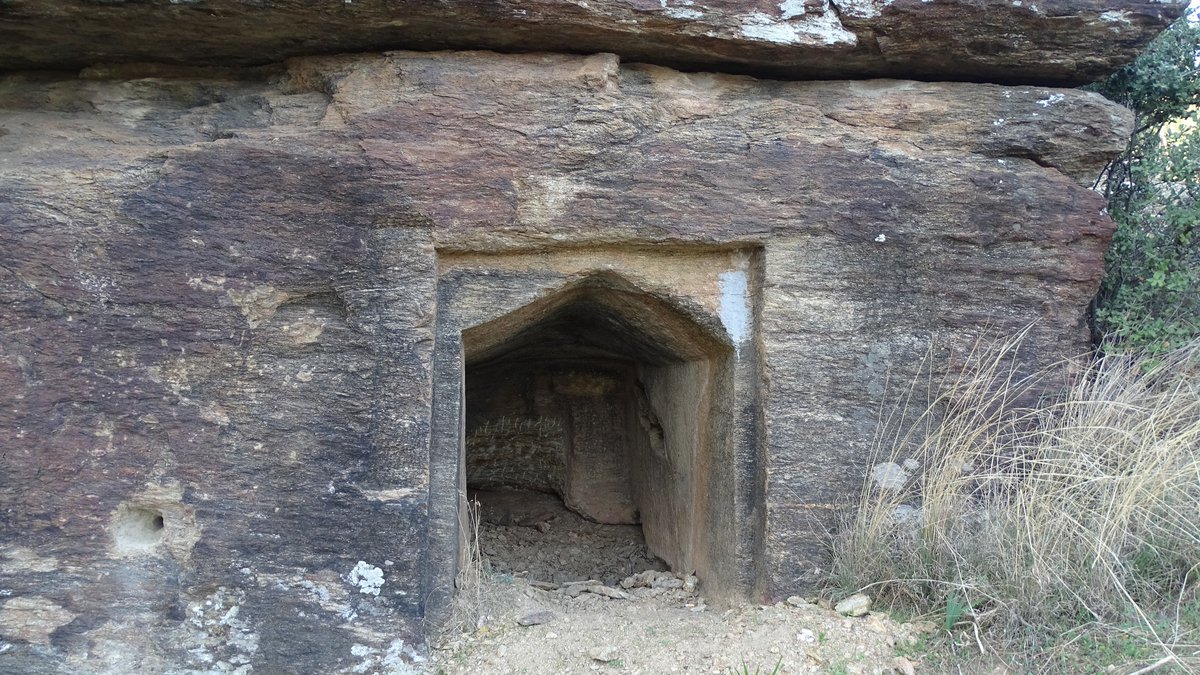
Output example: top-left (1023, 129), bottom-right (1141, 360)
top-left (112, 506), bottom-right (166, 553)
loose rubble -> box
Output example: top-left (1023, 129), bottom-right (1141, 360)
top-left (433, 575), bottom-right (933, 674)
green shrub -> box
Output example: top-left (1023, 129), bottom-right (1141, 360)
top-left (1093, 17), bottom-right (1200, 354)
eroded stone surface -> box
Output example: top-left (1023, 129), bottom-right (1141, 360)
top-left (0, 597), bottom-right (76, 646)
top-left (0, 0), bottom-right (1186, 84)
top-left (0, 50), bottom-right (1129, 671)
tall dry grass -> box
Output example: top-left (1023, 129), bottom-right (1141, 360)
top-left (436, 493), bottom-right (501, 638)
top-left (831, 336), bottom-right (1200, 668)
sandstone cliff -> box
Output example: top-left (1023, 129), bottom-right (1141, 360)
top-left (0, 49), bottom-right (1136, 671)
top-left (0, 0), bottom-right (1183, 671)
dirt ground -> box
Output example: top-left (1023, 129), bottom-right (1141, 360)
top-left (430, 491), bottom-right (932, 674)
top-left (429, 574), bottom-right (932, 675)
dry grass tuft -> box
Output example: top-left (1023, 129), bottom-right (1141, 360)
top-left (831, 336), bottom-right (1200, 670)
top-left (437, 493), bottom-right (508, 638)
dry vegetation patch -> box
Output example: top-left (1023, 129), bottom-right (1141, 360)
top-left (831, 337), bottom-right (1200, 672)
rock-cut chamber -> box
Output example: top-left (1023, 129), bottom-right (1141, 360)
top-left (461, 274), bottom-right (732, 584)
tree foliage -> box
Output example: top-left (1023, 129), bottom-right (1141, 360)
top-left (1092, 16), bottom-right (1200, 353)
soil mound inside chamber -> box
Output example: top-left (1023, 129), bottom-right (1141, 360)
top-left (472, 489), bottom-right (669, 587)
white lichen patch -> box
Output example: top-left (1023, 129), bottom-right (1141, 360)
top-left (659, 0), bottom-right (704, 19)
top-left (1099, 9), bottom-right (1133, 24)
top-left (349, 639), bottom-right (426, 674)
top-left (778, 0), bottom-right (807, 19)
top-left (1036, 92), bottom-right (1065, 107)
top-left (183, 587), bottom-right (259, 675)
top-left (76, 270), bottom-right (117, 304)
top-left (347, 561), bottom-right (385, 596)
top-left (738, 0), bottom-right (856, 46)
top-left (187, 275), bottom-right (228, 292)
top-left (253, 570), bottom-right (357, 622)
top-left (830, 0), bottom-right (892, 19)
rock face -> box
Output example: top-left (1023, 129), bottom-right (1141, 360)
top-left (0, 0), bottom-right (1186, 84)
top-left (0, 14), bottom-right (1147, 673)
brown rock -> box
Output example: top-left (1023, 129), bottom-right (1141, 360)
top-left (0, 0), bottom-right (1184, 84)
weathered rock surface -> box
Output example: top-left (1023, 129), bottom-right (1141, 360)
top-left (0, 50), bottom-right (1128, 671)
top-left (0, 0), bottom-right (1186, 84)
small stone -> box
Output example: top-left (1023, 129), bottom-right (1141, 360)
top-left (587, 646), bottom-right (618, 662)
top-left (834, 593), bottom-right (872, 617)
top-left (620, 570), bottom-right (657, 589)
top-left (891, 504), bottom-right (921, 527)
top-left (798, 628), bottom-right (816, 643)
top-left (786, 595), bottom-right (806, 607)
top-left (517, 610), bottom-right (556, 626)
top-left (652, 576), bottom-right (683, 590)
top-left (535, 521), bottom-right (550, 533)
top-left (908, 620), bottom-right (938, 634)
top-left (590, 585), bottom-right (630, 600)
top-left (871, 462), bottom-right (909, 490)
top-left (545, 632), bottom-right (558, 639)
top-left (562, 581), bottom-right (601, 598)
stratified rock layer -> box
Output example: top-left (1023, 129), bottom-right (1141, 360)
top-left (0, 51), bottom-right (1127, 671)
top-left (0, 0), bottom-right (1186, 84)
